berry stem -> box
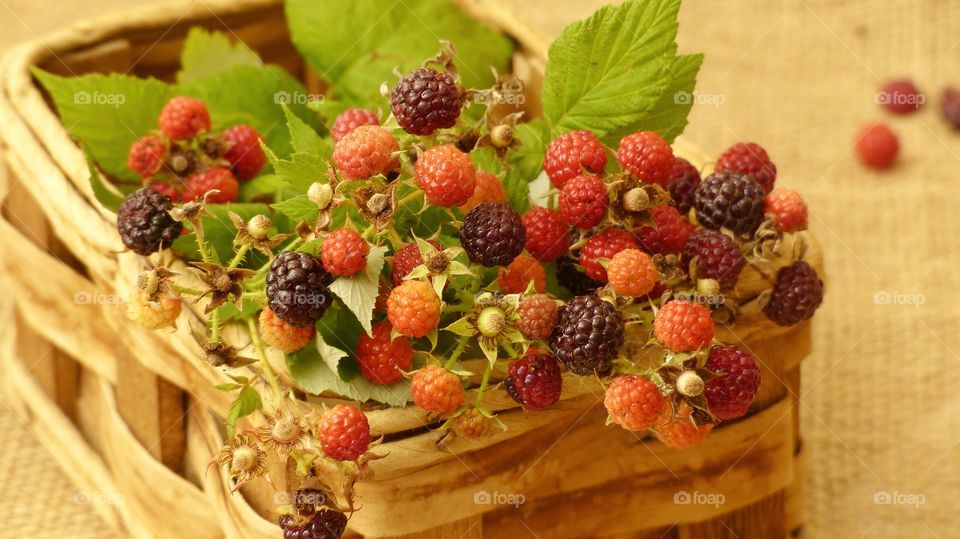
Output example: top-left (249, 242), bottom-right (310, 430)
top-left (246, 316), bottom-right (283, 401)
top-left (210, 309), bottom-right (221, 343)
top-left (169, 283), bottom-right (206, 296)
top-left (196, 237), bottom-right (214, 264)
top-left (443, 338), bottom-right (469, 370)
top-left (227, 245), bottom-right (250, 270)
top-left (474, 360), bottom-right (493, 405)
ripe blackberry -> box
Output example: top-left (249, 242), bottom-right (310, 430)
top-left (390, 68), bottom-right (462, 135)
top-left (549, 295), bottom-right (624, 375)
top-left (504, 352), bottom-right (563, 410)
top-left (879, 79), bottom-right (923, 115)
top-left (693, 171), bottom-right (765, 235)
top-left (682, 229), bottom-right (745, 291)
top-left (616, 131), bottom-right (675, 185)
top-left (763, 261), bottom-right (823, 326)
top-left (279, 509), bottom-right (347, 539)
top-left (459, 203), bottom-right (526, 267)
top-left (331, 107), bottom-right (379, 142)
top-left (705, 344), bottom-right (761, 421)
top-left (715, 142), bottom-right (777, 193)
top-left (579, 228), bottom-right (639, 282)
top-left (559, 174), bottom-right (608, 229)
top-left (117, 188), bottom-right (183, 256)
top-left (542, 130), bottom-right (607, 188)
top-left (666, 157), bottom-right (701, 213)
top-left (517, 294), bottom-right (558, 340)
top-left (555, 256), bottom-right (602, 296)
top-left (266, 251), bottom-right (333, 328)
top-left (391, 240), bottom-right (441, 287)
top-left (636, 205), bottom-right (695, 255)
top-left (521, 207), bottom-right (571, 262)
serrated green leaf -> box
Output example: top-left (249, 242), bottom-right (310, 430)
top-left (622, 53), bottom-right (704, 143)
top-left (315, 307), bottom-right (365, 380)
top-left (85, 151), bottom-right (125, 212)
top-left (226, 385), bottom-right (261, 437)
top-left (281, 103), bottom-right (329, 156)
top-left (239, 174), bottom-right (286, 202)
top-left (178, 28), bottom-right (263, 83)
top-left (216, 297), bottom-right (261, 322)
top-left (34, 69), bottom-right (173, 181)
top-left (470, 147), bottom-right (503, 174)
top-left (271, 195), bottom-right (319, 222)
top-left (265, 145), bottom-right (328, 192)
top-left (502, 119), bottom-right (549, 213)
top-left (541, 0), bottom-right (695, 144)
top-left (286, 335), bottom-right (410, 406)
top-left (328, 245), bottom-right (387, 335)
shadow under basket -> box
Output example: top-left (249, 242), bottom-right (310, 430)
top-left (0, 0), bottom-right (821, 537)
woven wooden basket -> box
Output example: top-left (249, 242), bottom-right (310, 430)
top-left (0, 0), bottom-right (821, 537)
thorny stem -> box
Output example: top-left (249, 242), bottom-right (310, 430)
top-left (210, 310), bottom-right (221, 343)
top-left (247, 316), bottom-right (283, 401)
top-left (444, 338), bottom-right (469, 370)
top-left (227, 245), bottom-right (250, 270)
top-left (197, 236), bottom-right (214, 264)
top-left (169, 283), bottom-right (206, 296)
top-left (475, 360), bottom-right (493, 406)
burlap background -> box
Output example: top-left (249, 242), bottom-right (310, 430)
top-left (1, 0), bottom-right (955, 537)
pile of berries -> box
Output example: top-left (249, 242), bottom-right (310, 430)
top-left (109, 47), bottom-right (824, 538)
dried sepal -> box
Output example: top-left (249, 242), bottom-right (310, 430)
top-left (190, 261), bottom-right (256, 313)
top-left (211, 432), bottom-right (267, 491)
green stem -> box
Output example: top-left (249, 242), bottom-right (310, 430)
top-left (209, 310), bottom-right (221, 343)
top-left (169, 283), bottom-right (206, 296)
top-left (444, 337), bottom-right (470, 370)
top-left (397, 190), bottom-right (422, 209)
top-left (227, 245), bottom-right (250, 270)
top-left (475, 360), bottom-right (493, 406)
top-left (247, 316), bottom-right (283, 401)
top-left (197, 237), bottom-right (214, 264)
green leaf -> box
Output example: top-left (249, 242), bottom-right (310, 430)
top-left (541, 0), bottom-right (696, 144)
top-left (216, 297), bottom-right (261, 322)
top-left (286, 0), bottom-right (513, 105)
top-left (315, 307), bottom-right (365, 381)
top-left (226, 385), bottom-right (261, 437)
top-left (271, 195), bottom-right (319, 223)
top-left (239, 174), bottom-right (286, 202)
top-left (34, 69), bottom-right (173, 181)
top-left (265, 145), bottom-right (328, 192)
top-left (328, 245), bottom-right (387, 335)
top-left (623, 54), bottom-right (704, 143)
top-left (502, 119), bottom-right (549, 212)
top-left (282, 103), bottom-right (329, 156)
top-left (85, 151), bottom-right (125, 212)
top-left (286, 335), bottom-right (410, 406)
top-left (178, 28), bottom-right (263, 83)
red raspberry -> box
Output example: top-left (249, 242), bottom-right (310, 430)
top-left (521, 207), bottom-right (571, 262)
top-left (391, 240), bottom-right (441, 287)
top-left (542, 130), bottom-right (607, 188)
top-left (318, 404), bottom-right (370, 461)
top-left (764, 188), bottom-right (808, 232)
top-left (655, 402), bottom-right (713, 449)
top-left (259, 307), bottom-right (315, 353)
top-left (183, 167), bottom-right (239, 203)
top-left (158, 96), bottom-right (210, 140)
top-left (636, 205), bottom-right (695, 255)
top-left (460, 171), bottom-right (506, 212)
top-left (504, 352), bottom-right (563, 410)
top-left (666, 157), bottom-right (701, 213)
top-left (705, 344), bottom-right (761, 421)
top-left (410, 364), bottom-right (464, 414)
top-left (580, 228), bottom-right (639, 282)
top-left (497, 253), bottom-right (546, 294)
top-left (452, 407), bottom-right (494, 439)
top-left (604, 375), bottom-right (664, 431)
top-left (878, 79), bottom-right (923, 114)
top-left (855, 122), bottom-right (898, 169)
top-left (332, 125), bottom-right (399, 180)
top-left (387, 280), bottom-right (441, 337)
top-left (355, 321), bottom-right (413, 385)
top-left (321, 228), bottom-right (369, 277)
top-left (616, 131), bottom-right (675, 186)
top-left (715, 142), bottom-right (777, 193)
top-left (331, 107), bottom-right (379, 143)
top-left (607, 248), bottom-right (657, 297)
top-left (221, 124), bottom-right (266, 180)
top-left (126, 288), bottom-right (181, 329)
top-left (517, 294), bottom-right (558, 340)
top-left (128, 135), bottom-right (166, 178)
top-left (415, 144), bottom-right (476, 207)
top-left (653, 300), bottom-right (714, 352)
top-left (559, 175), bottom-right (608, 229)
top-left (681, 229), bottom-right (745, 292)
top-left (147, 181), bottom-right (181, 202)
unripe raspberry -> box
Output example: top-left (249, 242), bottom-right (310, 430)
top-left (764, 188), bottom-right (808, 232)
top-left (247, 215), bottom-right (271, 240)
top-left (331, 108), bottom-right (379, 142)
top-left (158, 96), bottom-right (210, 140)
top-left (559, 175), bottom-right (608, 229)
top-left (318, 404), bottom-right (370, 461)
top-left (607, 248), bottom-right (657, 297)
top-left (521, 207), bottom-right (571, 262)
top-left (321, 228), bottom-right (369, 277)
top-left (127, 288), bottom-right (182, 330)
top-left (258, 307), bottom-right (315, 353)
top-left (356, 321), bottom-right (413, 385)
top-left (616, 131), bottom-right (675, 186)
top-left (452, 407), bottom-right (495, 439)
top-left (332, 125), bottom-right (399, 180)
top-left (653, 300), bottom-right (714, 352)
top-left (460, 171), bottom-right (506, 212)
top-left (604, 375), bottom-right (664, 431)
top-left (183, 167), bottom-right (239, 204)
top-left (543, 130), bottom-right (607, 188)
top-left (497, 253), bottom-right (546, 294)
top-left (128, 135), bottom-right (166, 178)
top-left (517, 294), bottom-right (558, 340)
top-left (387, 280), bottom-right (441, 337)
top-left (307, 182), bottom-right (333, 209)
top-left (411, 365), bottom-right (465, 414)
top-left (415, 144), bottom-right (476, 207)
top-left (655, 402), bottom-right (713, 449)
top-left (579, 228), bottom-right (639, 282)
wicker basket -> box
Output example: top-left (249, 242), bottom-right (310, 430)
top-left (0, 0), bottom-right (821, 537)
